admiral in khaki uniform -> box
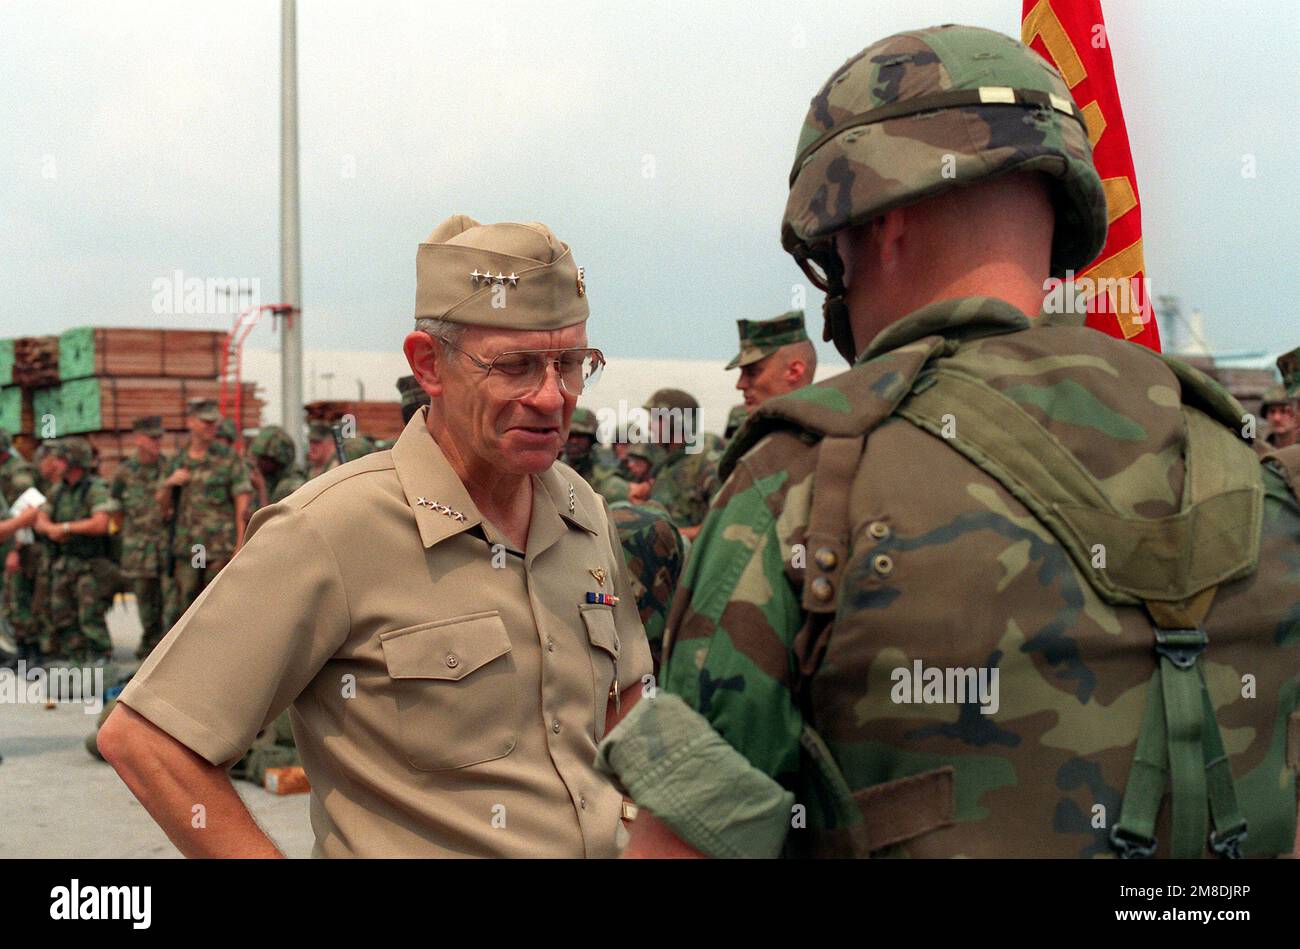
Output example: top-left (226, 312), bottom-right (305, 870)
top-left (101, 215), bottom-right (652, 857)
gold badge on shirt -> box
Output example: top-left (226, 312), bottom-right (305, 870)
top-left (589, 567), bottom-right (606, 587)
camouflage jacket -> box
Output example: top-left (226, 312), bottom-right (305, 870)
top-left (0, 453), bottom-right (37, 510)
top-left (649, 444), bottom-right (721, 529)
top-left (609, 502), bottom-right (685, 674)
top-left (44, 475), bottom-right (119, 564)
top-left (111, 454), bottom-right (169, 577)
top-left (571, 453), bottom-right (632, 505)
top-left (639, 297), bottom-right (1300, 858)
top-left (162, 442), bottom-right (252, 562)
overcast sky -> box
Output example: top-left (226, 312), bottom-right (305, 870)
top-left (2, 0), bottom-right (1295, 368)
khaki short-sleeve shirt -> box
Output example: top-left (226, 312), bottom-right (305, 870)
top-left (119, 410), bottom-right (652, 857)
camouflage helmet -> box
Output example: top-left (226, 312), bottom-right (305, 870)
top-left (249, 425), bottom-right (297, 469)
top-left (342, 435), bottom-right (376, 461)
top-left (52, 436), bottom-right (94, 468)
top-left (569, 407), bottom-right (599, 437)
top-left (783, 24), bottom-right (1107, 360)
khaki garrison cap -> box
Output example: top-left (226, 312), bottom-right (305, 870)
top-left (726, 310), bottom-right (809, 370)
top-left (415, 215), bottom-right (589, 330)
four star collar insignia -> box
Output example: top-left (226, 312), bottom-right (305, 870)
top-left (416, 496), bottom-right (467, 521)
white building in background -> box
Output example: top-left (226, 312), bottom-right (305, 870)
top-left (243, 347), bottom-right (841, 438)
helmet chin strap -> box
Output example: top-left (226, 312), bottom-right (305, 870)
top-left (818, 245), bottom-right (858, 363)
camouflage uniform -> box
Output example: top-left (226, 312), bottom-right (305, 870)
top-left (161, 440), bottom-right (252, 630)
top-left (110, 421), bottom-right (171, 659)
top-left (566, 408), bottom-right (631, 504)
top-left (45, 439), bottom-right (122, 662)
top-left (246, 425), bottom-right (307, 519)
top-left (598, 25), bottom-right (1300, 860)
top-left (648, 444), bottom-right (720, 530)
top-left (306, 421), bottom-right (341, 480)
top-left (609, 502), bottom-right (684, 675)
top-left (723, 404), bottom-right (748, 442)
top-left (1, 431), bottom-right (40, 654)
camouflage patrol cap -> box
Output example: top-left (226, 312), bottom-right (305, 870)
top-left (724, 404), bottom-right (748, 439)
top-left (132, 415), bottom-right (165, 437)
top-left (186, 397), bottom-right (221, 422)
top-left (415, 215), bottom-right (589, 330)
top-left (645, 388), bottom-right (699, 413)
top-left (569, 407), bottom-right (599, 437)
top-left (396, 374), bottom-right (431, 410)
top-left (216, 417), bottom-right (238, 442)
top-left (1277, 346), bottom-right (1299, 399)
top-left (726, 311), bottom-right (810, 371)
top-left (249, 425), bottom-right (297, 469)
top-left (1259, 384), bottom-right (1294, 412)
top-left (783, 25), bottom-right (1107, 358)
top-left (52, 436), bottom-right (94, 468)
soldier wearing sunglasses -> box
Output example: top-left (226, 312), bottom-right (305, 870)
top-left (103, 215), bottom-right (652, 858)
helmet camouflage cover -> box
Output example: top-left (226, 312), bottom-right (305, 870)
top-left (783, 24), bottom-right (1108, 359)
top-left (249, 425), bottom-right (297, 469)
top-left (569, 407), bottom-right (599, 437)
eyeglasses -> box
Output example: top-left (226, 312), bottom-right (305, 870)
top-left (437, 337), bottom-right (605, 400)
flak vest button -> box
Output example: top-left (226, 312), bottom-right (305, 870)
top-left (813, 547), bottom-right (838, 570)
top-left (811, 577), bottom-right (834, 601)
top-left (868, 521), bottom-right (890, 540)
top-left (873, 554), bottom-right (894, 576)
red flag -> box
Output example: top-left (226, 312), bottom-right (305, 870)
top-left (1022, 0), bottom-right (1161, 351)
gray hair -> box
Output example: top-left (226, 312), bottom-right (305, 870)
top-left (415, 317), bottom-right (467, 347)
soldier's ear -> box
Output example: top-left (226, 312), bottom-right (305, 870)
top-left (402, 332), bottom-right (444, 399)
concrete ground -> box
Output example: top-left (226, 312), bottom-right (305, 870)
top-left (0, 596), bottom-right (314, 858)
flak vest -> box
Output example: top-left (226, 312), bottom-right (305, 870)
top-left (724, 299), bottom-right (1300, 858)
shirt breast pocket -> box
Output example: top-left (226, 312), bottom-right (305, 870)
top-left (379, 610), bottom-right (518, 772)
top-left (580, 605), bottom-right (620, 740)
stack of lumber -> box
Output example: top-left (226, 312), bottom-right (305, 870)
top-left (13, 337), bottom-right (59, 387)
top-left (58, 378), bottom-right (260, 434)
top-left (59, 327), bottom-right (225, 380)
top-left (305, 400), bottom-right (404, 441)
top-left (2, 327), bottom-right (263, 479)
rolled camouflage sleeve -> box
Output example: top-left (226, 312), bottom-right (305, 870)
top-left (601, 433), bottom-right (810, 855)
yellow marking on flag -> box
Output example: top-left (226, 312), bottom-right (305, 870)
top-left (1022, 0), bottom-right (1087, 87)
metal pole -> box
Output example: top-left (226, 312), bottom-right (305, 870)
top-left (280, 0), bottom-right (304, 452)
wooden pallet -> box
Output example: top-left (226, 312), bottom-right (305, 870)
top-left (59, 327), bottom-right (227, 381)
top-left (58, 377), bottom-right (261, 434)
top-left (304, 400), bottom-right (404, 441)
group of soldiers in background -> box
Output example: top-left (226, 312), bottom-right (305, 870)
top-left (0, 395), bottom-right (396, 674)
top-left (0, 308), bottom-right (816, 678)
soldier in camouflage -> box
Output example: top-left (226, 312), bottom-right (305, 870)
top-left (34, 437), bottom-right (121, 663)
top-left (564, 407), bottom-right (630, 503)
top-left (729, 311), bottom-right (817, 413)
top-left (397, 373), bottom-right (432, 425)
top-left (1, 428), bottom-right (40, 659)
top-left (26, 443), bottom-right (62, 659)
top-left (214, 416), bottom-right (239, 451)
top-left (157, 398), bottom-right (252, 631)
top-left (599, 24), bottom-right (1300, 859)
top-left (609, 502), bottom-right (684, 676)
top-left (632, 388), bottom-right (720, 540)
top-left (1261, 354), bottom-right (1297, 450)
top-left (110, 416), bottom-right (171, 660)
top-left (245, 424), bottom-right (307, 520)
top-left (723, 404), bottom-right (747, 443)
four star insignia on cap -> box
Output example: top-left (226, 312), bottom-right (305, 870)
top-left (416, 496), bottom-right (467, 521)
top-left (470, 270), bottom-right (521, 287)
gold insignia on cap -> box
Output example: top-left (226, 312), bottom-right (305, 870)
top-left (576, 266), bottom-right (586, 297)
top-left (590, 567), bottom-right (606, 587)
